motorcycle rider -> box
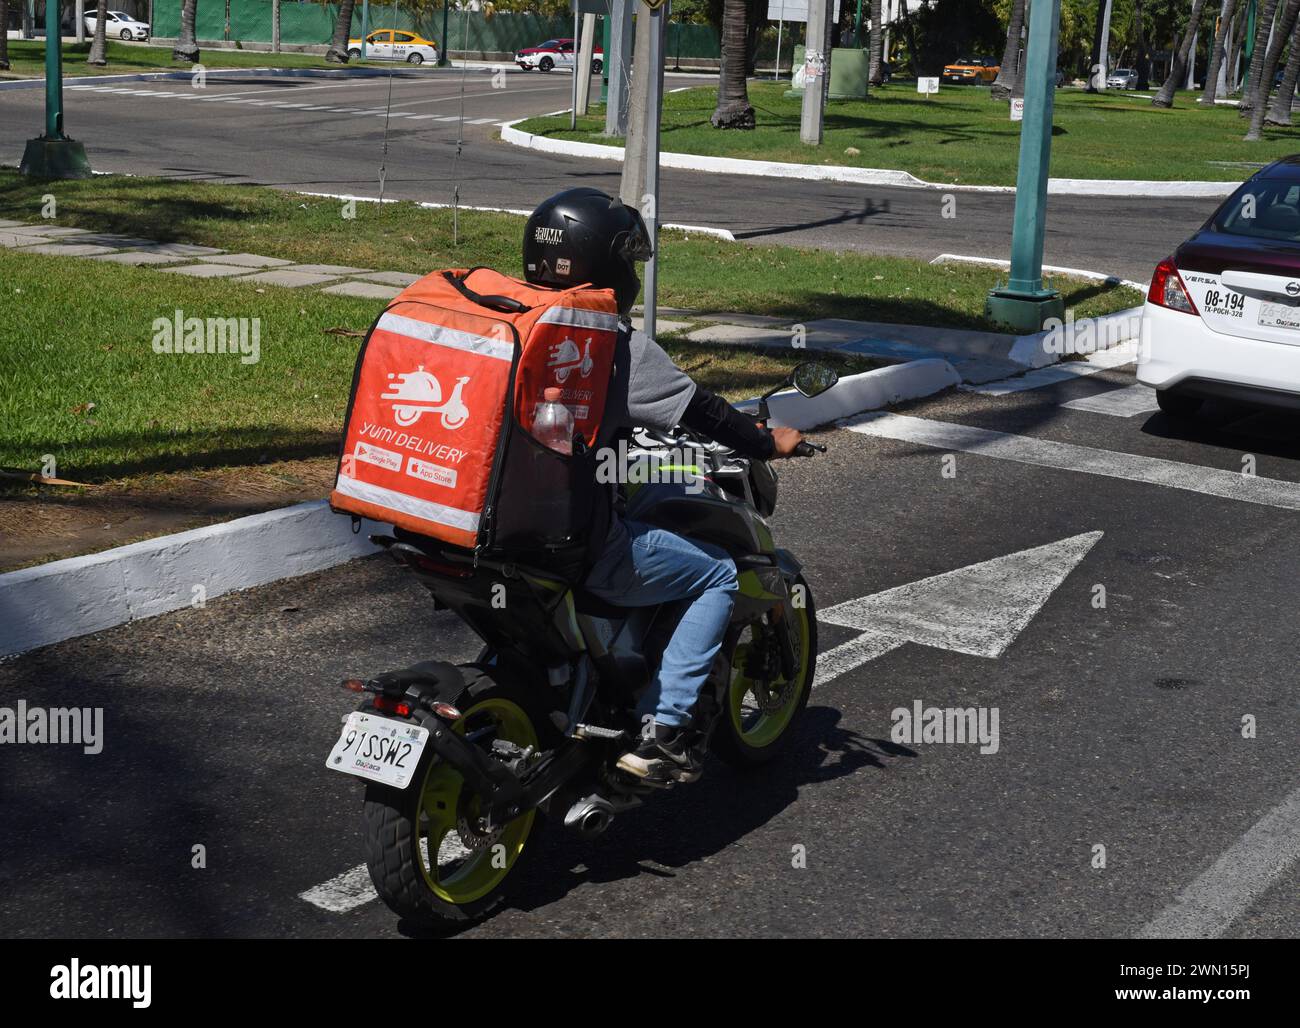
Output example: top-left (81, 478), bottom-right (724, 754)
top-left (523, 188), bottom-right (805, 787)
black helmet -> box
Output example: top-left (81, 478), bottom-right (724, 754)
top-left (523, 187), bottom-right (652, 314)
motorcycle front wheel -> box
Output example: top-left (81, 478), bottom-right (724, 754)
top-left (362, 668), bottom-right (549, 926)
top-left (711, 574), bottom-right (817, 767)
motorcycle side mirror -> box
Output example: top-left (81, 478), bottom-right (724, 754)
top-left (791, 362), bottom-right (839, 398)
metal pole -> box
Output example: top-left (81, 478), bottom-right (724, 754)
top-left (642, 4), bottom-right (666, 338)
top-left (362, 0), bottom-right (369, 61)
top-left (272, 0), bottom-right (280, 53)
top-left (440, 0), bottom-right (449, 66)
top-left (44, 9), bottom-right (62, 138)
top-left (76, 0), bottom-right (85, 44)
top-left (985, 0), bottom-right (1064, 331)
top-left (775, 0), bottom-right (785, 81)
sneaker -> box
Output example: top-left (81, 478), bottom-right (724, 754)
top-left (616, 722), bottom-right (703, 787)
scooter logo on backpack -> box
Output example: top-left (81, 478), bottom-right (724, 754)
top-left (547, 337), bottom-right (594, 383)
top-left (381, 366), bottom-right (470, 430)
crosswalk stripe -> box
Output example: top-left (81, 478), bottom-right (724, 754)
top-left (1061, 383), bottom-right (1158, 418)
top-left (844, 412), bottom-right (1300, 511)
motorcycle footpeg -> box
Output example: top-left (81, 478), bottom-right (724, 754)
top-left (572, 723), bottom-right (626, 741)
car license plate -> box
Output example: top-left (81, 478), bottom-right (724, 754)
top-left (326, 711), bottom-right (428, 789)
top-left (1257, 302), bottom-right (1300, 330)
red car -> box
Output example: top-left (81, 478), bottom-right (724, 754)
top-left (515, 38), bottom-right (603, 74)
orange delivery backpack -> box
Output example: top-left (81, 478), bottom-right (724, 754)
top-left (329, 267), bottom-right (620, 570)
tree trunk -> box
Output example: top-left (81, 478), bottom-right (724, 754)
top-left (1088, 0), bottom-right (1112, 91)
top-left (1266, 20), bottom-right (1300, 121)
top-left (897, 0), bottom-right (920, 77)
top-left (0, 0), bottom-right (10, 71)
top-left (1135, 0), bottom-right (1152, 88)
top-left (1227, 4), bottom-right (1250, 90)
top-left (88, 0), bottom-right (108, 64)
top-left (173, 0), bottom-right (199, 62)
top-left (1201, 0), bottom-right (1238, 104)
top-left (868, 0), bottom-right (883, 85)
top-left (711, 0), bottom-right (754, 127)
top-left (1154, 0), bottom-right (1208, 106)
top-left (1245, 0), bottom-right (1297, 137)
top-left (326, 0), bottom-right (356, 64)
top-left (21, 0), bottom-right (32, 38)
top-left (991, 0), bottom-right (1028, 100)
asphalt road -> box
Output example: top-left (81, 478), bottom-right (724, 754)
top-left (3, 360), bottom-right (1298, 939)
top-left (1, 68), bottom-right (1223, 281)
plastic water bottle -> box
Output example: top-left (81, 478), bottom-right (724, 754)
top-left (532, 387), bottom-right (574, 455)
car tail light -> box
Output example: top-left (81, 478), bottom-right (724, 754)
top-left (1148, 257), bottom-right (1199, 315)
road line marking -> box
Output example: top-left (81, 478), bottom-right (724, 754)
top-left (1061, 383), bottom-right (1158, 417)
top-left (1137, 784), bottom-right (1300, 938)
top-left (813, 630), bottom-right (904, 688)
top-left (964, 346), bottom-right (1137, 395)
top-left (844, 412), bottom-right (1300, 511)
top-left (467, 117), bottom-right (498, 124)
top-left (299, 864), bottom-right (376, 913)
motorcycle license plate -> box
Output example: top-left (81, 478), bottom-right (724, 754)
top-left (326, 711), bottom-right (428, 789)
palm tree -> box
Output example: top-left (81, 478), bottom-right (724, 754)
top-left (327, 0), bottom-right (358, 64)
top-left (173, 0), bottom-right (200, 62)
top-left (0, 0), bottom-right (10, 71)
top-left (991, 0), bottom-right (1027, 101)
top-left (1245, 0), bottom-right (1299, 138)
top-left (868, 0), bottom-right (884, 86)
top-left (1266, 19), bottom-right (1300, 123)
top-left (1134, 0), bottom-right (1151, 89)
top-left (1153, 0), bottom-right (1208, 106)
top-left (1087, 0), bottom-right (1112, 92)
top-left (1201, 0), bottom-right (1238, 105)
top-left (88, 0), bottom-right (109, 65)
top-left (1239, 0), bottom-right (1281, 123)
top-left (711, 0), bottom-right (754, 127)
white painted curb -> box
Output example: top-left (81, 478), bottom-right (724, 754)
top-left (500, 119), bottom-right (1243, 198)
top-left (761, 359), bottom-right (961, 430)
top-left (0, 501), bottom-right (384, 656)
top-left (1009, 305), bottom-right (1144, 369)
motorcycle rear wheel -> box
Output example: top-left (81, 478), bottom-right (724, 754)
top-left (362, 668), bottom-right (549, 926)
top-left (711, 575), bottom-right (816, 767)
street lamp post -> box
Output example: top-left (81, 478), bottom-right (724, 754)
top-left (19, 11), bottom-right (91, 179)
top-left (984, 0), bottom-right (1065, 332)
top-left (440, 0), bottom-right (450, 66)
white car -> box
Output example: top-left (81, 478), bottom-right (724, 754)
top-left (84, 10), bottom-right (150, 41)
top-left (1106, 68), bottom-right (1138, 89)
top-left (346, 30), bottom-right (439, 65)
top-left (1137, 158), bottom-right (1300, 418)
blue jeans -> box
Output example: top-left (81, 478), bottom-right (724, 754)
top-left (584, 520), bottom-right (738, 729)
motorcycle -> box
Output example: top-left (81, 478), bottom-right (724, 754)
top-left (325, 362), bottom-right (837, 926)
top-left (382, 367), bottom-right (471, 430)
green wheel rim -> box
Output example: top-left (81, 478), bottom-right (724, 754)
top-left (728, 603), bottom-right (812, 748)
top-left (415, 697), bottom-right (538, 906)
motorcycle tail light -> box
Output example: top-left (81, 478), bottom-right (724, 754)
top-left (432, 702), bottom-right (462, 721)
top-left (372, 696), bottom-right (413, 718)
top-left (341, 678), bottom-right (367, 692)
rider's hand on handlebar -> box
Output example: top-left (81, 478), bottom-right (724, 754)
top-left (769, 426), bottom-right (805, 459)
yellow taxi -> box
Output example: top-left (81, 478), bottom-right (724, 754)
top-left (942, 56), bottom-right (999, 85)
top-left (347, 29), bottom-right (440, 65)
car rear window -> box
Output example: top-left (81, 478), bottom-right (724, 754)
top-left (1215, 177), bottom-right (1300, 242)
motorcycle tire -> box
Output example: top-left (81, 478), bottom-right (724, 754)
top-left (362, 666), bottom-right (555, 926)
top-left (711, 574), bottom-right (817, 768)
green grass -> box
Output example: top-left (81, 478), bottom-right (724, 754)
top-left (516, 82), bottom-right (1300, 187)
top-left (0, 171), bottom-right (1141, 481)
top-left (0, 39), bottom-right (350, 80)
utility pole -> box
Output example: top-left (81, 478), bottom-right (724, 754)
top-left (984, 0), bottom-right (1065, 332)
top-left (621, 7), bottom-right (654, 204)
top-left (20, 12), bottom-right (91, 179)
top-left (604, 0), bottom-right (634, 136)
top-left (641, 4), bottom-right (667, 338)
top-left (76, 0), bottom-right (85, 44)
top-left (361, 0), bottom-right (369, 60)
top-left (800, 0), bottom-right (833, 145)
top-left (272, 0), bottom-right (281, 54)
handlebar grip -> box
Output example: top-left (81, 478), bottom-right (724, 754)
top-left (793, 441), bottom-right (825, 457)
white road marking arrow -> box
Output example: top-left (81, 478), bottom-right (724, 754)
top-left (813, 531), bottom-right (1103, 688)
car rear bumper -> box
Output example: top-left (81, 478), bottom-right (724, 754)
top-left (1137, 300), bottom-right (1300, 405)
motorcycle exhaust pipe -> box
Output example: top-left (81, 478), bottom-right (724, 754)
top-left (563, 795), bottom-right (617, 840)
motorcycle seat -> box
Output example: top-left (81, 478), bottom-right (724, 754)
top-left (570, 588), bottom-right (630, 619)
